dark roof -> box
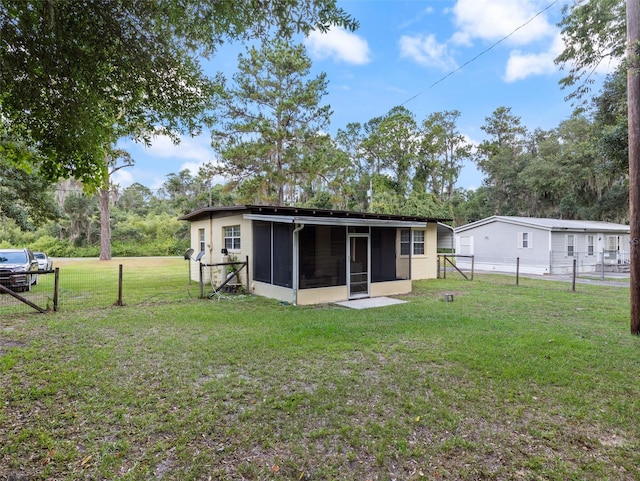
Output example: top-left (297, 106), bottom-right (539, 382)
top-left (178, 205), bottom-right (450, 223)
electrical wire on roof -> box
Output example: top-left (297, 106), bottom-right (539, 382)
top-left (400, 0), bottom-right (560, 107)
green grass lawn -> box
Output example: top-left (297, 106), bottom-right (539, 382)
top-left (1, 269), bottom-right (639, 480)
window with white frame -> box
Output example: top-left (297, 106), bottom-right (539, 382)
top-left (400, 229), bottom-right (410, 256)
top-left (605, 235), bottom-right (618, 259)
top-left (198, 228), bottom-right (205, 254)
top-left (586, 235), bottom-right (594, 256)
top-left (224, 225), bottom-right (241, 251)
top-left (567, 234), bottom-right (575, 257)
top-left (413, 230), bottom-right (425, 255)
top-left (518, 231), bottom-right (533, 248)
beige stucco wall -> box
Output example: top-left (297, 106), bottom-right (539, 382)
top-left (370, 279), bottom-right (412, 297)
top-left (296, 286), bottom-right (349, 305)
top-left (412, 223), bottom-right (438, 280)
top-left (188, 213), bottom-right (253, 284)
top-left (251, 281), bottom-right (294, 304)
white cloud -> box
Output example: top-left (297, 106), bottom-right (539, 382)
top-left (305, 27), bottom-right (371, 65)
top-left (111, 169), bottom-right (134, 187)
top-left (142, 133), bottom-right (212, 163)
top-left (504, 33), bottom-right (564, 82)
top-left (182, 160), bottom-right (227, 186)
top-left (451, 0), bottom-right (556, 47)
top-left (399, 34), bottom-right (457, 71)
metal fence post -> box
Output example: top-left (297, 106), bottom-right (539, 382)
top-left (199, 262), bottom-right (204, 299)
top-left (572, 258), bottom-right (577, 292)
top-left (516, 257), bottom-right (520, 285)
top-left (53, 267), bottom-right (60, 312)
top-left (245, 255), bottom-right (250, 293)
top-left (471, 255), bottom-right (474, 280)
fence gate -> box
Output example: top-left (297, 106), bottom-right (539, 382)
top-left (0, 269), bottom-right (58, 313)
top-left (438, 254), bottom-right (474, 280)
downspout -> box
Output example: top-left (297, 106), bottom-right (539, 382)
top-left (209, 213), bottom-right (214, 263)
top-left (292, 223), bottom-right (305, 305)
top-left (548, 230), bottom-right (552, 274)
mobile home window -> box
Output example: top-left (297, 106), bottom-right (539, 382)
top-left (518, 232), bottom-right (532, 248)
top-left (400, 229), bottom-right (410, 256)
top-left (567, 234), bottom-right (575, 257)
top-left (198, 228), bottom-right (205, 254)
top-left (413, 230), bottom-right (425, 255)
top-left (587, 235), bottom-right (594, 256)
top-left (224, 225), bottom-right (241, 250)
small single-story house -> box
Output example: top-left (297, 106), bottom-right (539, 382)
top-left (454, 216), bottom-right (630, 275)
top-left (178, 205), bottom-right (449, 305)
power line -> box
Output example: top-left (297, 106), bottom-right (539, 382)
top-left (401, 0), bottom-right (560, 107)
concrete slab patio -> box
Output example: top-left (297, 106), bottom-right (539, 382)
top-left (335, 297), bottom-right (407, 310)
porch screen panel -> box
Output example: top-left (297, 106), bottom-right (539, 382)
top-left (273, 223), bottom-right (293, 287)
top-left (299, 225), bottom-right (345, 289)
top-left (253, 221), bottom-right (272, 283)
top-left (371, 227), bottom-right (397, 282)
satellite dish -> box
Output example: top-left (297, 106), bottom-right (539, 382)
top-left (195, 251), bottom-right (205, 261)
top-left (183, 248), bottom-right (194, 260)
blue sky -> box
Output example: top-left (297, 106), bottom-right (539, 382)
top-left (117, 0), bottom-right (616, 193)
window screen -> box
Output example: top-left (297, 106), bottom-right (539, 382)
top-left (371, 227), bottom-right (397, 282)
top-left (299, 225), bottom-right (346, 289)
top-left (253, 221), bottom-right (271, 283)
top-left (273, 223), bottom-right (292, 287)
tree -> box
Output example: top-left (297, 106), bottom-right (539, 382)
top-left (98, 149), bottom-right (134, 260)
top-left (360, 107), bottom-right (418, 200)
top-left (211, 40), bottom-right (332, 206)
top-left (475, 107), bottom-right (530, 214)
top-left (555, 0), bottom-right (626, 103)
top-left (158, 169), bottom-right (199, 214)
top-left (0, 1), bottom-right (357, 187)
top-left (0, 122), bottom-right (60, 230)
top-left (58, 194), bottom-right (99, 247)
top-left (334, 122), bottom-right (370, 210)
top-left (117, 183), bottom-right (154, 217)
top-left (416, 110), bottom-right (471, 202)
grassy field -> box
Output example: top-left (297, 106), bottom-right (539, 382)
top-left (1, 261), bottom-right (639, 480)
top-left (0, 257), bottom-right (198, 315)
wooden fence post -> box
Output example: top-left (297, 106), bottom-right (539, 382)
top-left (115, 264), bottom-right (124, 306)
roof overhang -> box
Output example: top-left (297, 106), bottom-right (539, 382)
top-left (179, 205), bottom-right (450, 225)
top-left (244, 214), bottom-right (427, 228)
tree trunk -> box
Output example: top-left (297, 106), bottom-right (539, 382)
top-left (99, 186), bottom-right (112, 261)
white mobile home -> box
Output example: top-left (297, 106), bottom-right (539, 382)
top-left (179, 205), bottom-right (449, 305)
top-left (454, 216), bottom-right (630, 275)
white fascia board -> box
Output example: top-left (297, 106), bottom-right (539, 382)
top-left (244, 214), bottom-right (426, 228)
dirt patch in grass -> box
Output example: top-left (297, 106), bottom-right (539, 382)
top-left (0, 339), bottom-right (25, 357)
